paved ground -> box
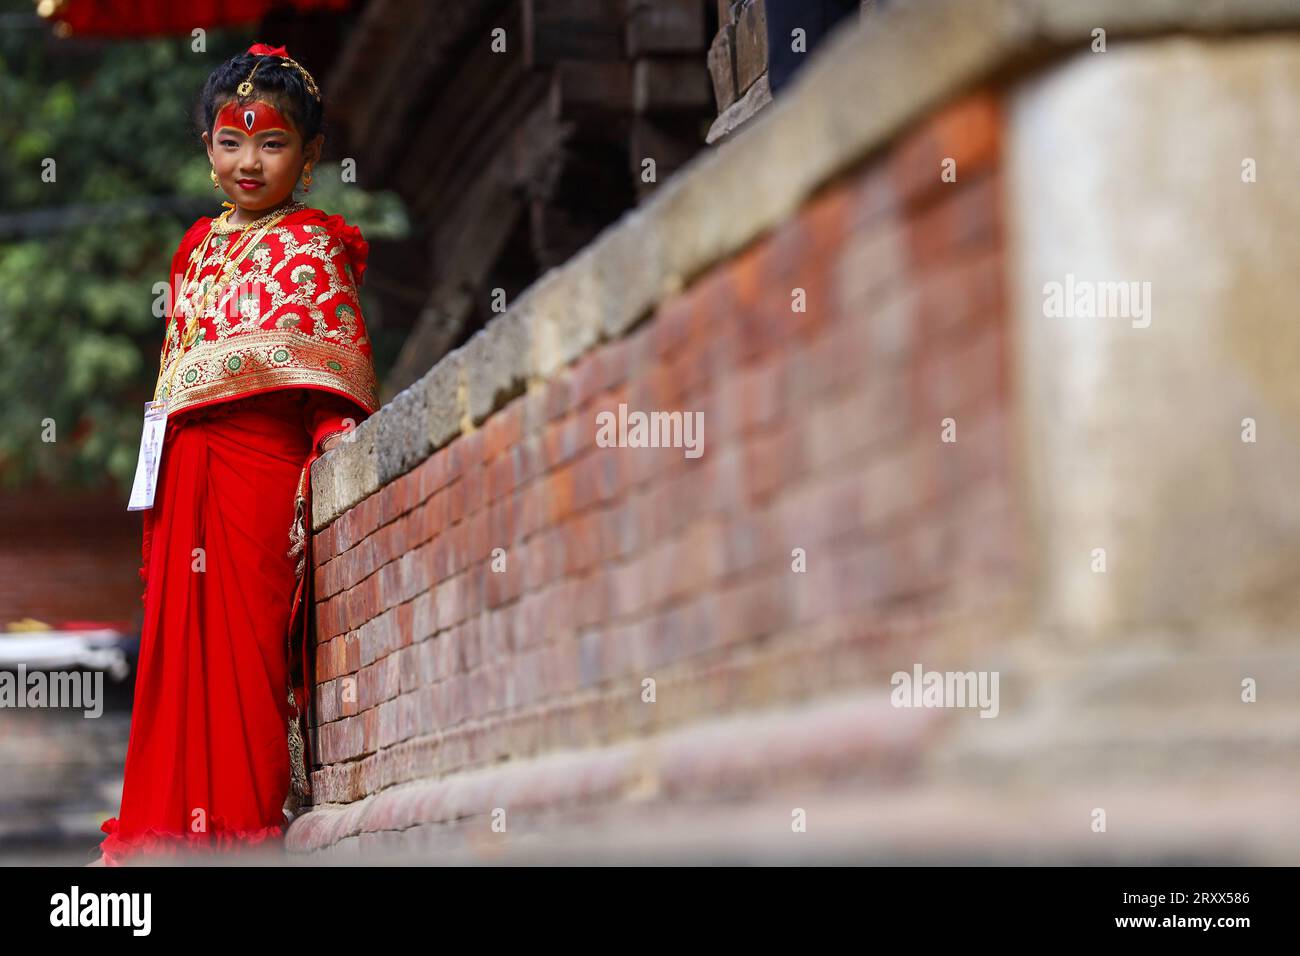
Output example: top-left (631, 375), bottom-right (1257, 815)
top-left (0, 677), bottom-right (132, 867)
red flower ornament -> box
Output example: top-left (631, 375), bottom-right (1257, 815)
top-left (321, 213), bottom-right (369, 289)
top-left (247, 43), bottom-right (290, 58)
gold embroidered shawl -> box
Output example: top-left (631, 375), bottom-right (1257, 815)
top-left (157, 205), bottom-right (379, 418)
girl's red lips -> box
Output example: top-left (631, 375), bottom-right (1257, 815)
top-left (237, 179), bottom-right (263, 189)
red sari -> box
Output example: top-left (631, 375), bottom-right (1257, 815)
top-left (99, 203), bottom-right (378, 865)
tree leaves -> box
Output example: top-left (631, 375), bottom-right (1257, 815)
top-left (0, 15), bottom-right (241, 490)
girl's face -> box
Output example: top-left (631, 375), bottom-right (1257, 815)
top-left (202, 98), bottom-right (321, 212)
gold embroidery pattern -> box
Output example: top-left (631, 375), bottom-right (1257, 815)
top-left (287, 683), bottom-right (311, 801)
top-left (162, 219), bottom-right (376, 415)
top-left (157, 327), bottom-right (378, 416)
top-left (286, 446), bottom-right (315, 803)
top-left (170, 222), bottom-right (369, 350)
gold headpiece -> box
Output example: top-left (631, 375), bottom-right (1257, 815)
top-left (239, 43), bottom-right (321, 102)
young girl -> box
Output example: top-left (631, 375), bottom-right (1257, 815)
top-left (96, 42), bottom-right (379, 865)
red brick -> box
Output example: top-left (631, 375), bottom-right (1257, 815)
top-left (850, 162), bottom-right (899, 228)
top-left (860, 434), bottom-right (937, 533)
top-left (313, 522), bottom-right (335, 565)
top-left (518, 483), bottom-right (547, 540)
top-left (460, 429), bottom-right (485, 471)
top-left (561, 511), bottom-right (601, 575)
top-left (601, 336), bottom-right (634, 390)
top-left (486, 454), bottom-right (513, 504)
top-left (514, 385), bottom-right (544, 435)
top-left (486, 493), bottom-right (518, 550)
top-left (610, 553), bottom-right (650, 618)
top-left (545, 464), bottom-right (577, 524)
top-left (574, 568), bottom-right (612, 629)
top-left (715, 572), bottom-right (790, 647)
top-left (740, 419), bottom-right (800, 506)
top-left (914, 245), bottom-right (1003, 341)
top-left (650, 532), bottom-right (708, 607)
top-left (728, 236), bottom-right (763, 320)
top-left (804, 371), bottom-right (909, 475)
top-left (334, 506), bottom-right (358, 554)
top-left (360, 495), bottom-right (382, 539)
top-left (928, 91), bottom-right (1001, 179)
top-left (543, 414), bottom-right (586, 470)
top-left (461, 458), bottom-right (485, 515)
top-left (414, 449), bottom-right (449, 504)
top-left (356, 540), bottom-right (378, 591)
top-left (379, 477), bottom-right (403, 527)
top-left (803, 178), bottom-right (853, 259)
top-left (446, 476), bottom-right (466, 526)
top-left (374, 520), bottom-right (398, 569)
top-left (483, 401), bottom-right (523, 460)
top-left (737, 358), bottom-right (782, 433)
top-left (378, 560), bottom-right (400, 612)
top-left (598, 501), bottom-right (642, 561)
top-left (362, 708), bottom-right (378, 755)
top-left (627, 360), bottom-right (675, 413)
top-left (571, 452), bottom-right (596, 513)
top-left (397, 600), bottom-right (415, 649)
top-left (485, 546), bottom-right (523, 608)
top-left (913, 320), bottom-right (1003, 424)
top-left (954, 401), bottom-right (1012, 488)
top-left (660, 340), bottom-right (711, 402)
top-left (414, 489), bottom-right (447, 546)
top-left (314, 635), bottom-right (338, 683)
top-left (906, 170), bottom-right (1001, 270)
top-left (891, 90), bottom-right (1002, 211)
top-left (824, 533), bottom-right (903, 615)
top-left (315, 553), bottom-right (334, 596)
top-left (570, 351), bottom-right (605, 412)
top-left (511, 436), bottom-right (542, 489)
top-left (712, 510), bottom-right (767, 582)
top-left (446, 522), bottom-right (470, 578)
top-left (338, 538), bottom-right (358, 590)
top-left (648, 295), bottom-right (692, 361)
top-left (645, 462), bottom-right (708, 543)
top-left (467, 508), bottom-right (490, 564)
top-left (544, 376), bottom-right (574, 422)
top-left (435, 575), bottom-right (464, 632)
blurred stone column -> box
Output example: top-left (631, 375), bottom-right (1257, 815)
top-left (1009, 36), bottom-right (1300, 644)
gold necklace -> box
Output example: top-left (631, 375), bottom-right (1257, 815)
top-left (211, 200), bottom-right (306, 234)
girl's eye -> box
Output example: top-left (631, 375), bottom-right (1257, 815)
top-left (264, 141), bottom-right (284, 148)
top-left (220, 139), bottom-right (237, 147)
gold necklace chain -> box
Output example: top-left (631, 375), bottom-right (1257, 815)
top-left (153, 205), bottom-right (299, 403)
top-left (210, 200), bottom-right (306, 234)
top-left (152, 210), bottom-right (239, 399)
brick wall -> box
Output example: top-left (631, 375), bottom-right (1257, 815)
top-left (290, 90), bottom-right (1024, 853)
top-left (0, 489), bottom-right (141, 631)
top-left (288, 0), bottom-right (1300, 862)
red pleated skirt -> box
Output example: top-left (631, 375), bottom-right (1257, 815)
top-left (99, 389), bottom-right (311, 865)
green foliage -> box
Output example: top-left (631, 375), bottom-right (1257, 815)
top-left (0, 5), bottom-right (409, 493)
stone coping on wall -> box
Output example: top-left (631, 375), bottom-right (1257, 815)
top-left (311, 0), bottom-right (1300, 532)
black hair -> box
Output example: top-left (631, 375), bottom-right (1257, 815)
top-left (195, 49), bottom-right (325, 144)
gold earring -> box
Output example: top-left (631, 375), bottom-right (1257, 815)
top-left (210, 166), bottom-right (219, 189)
top-left (301, 163), bottom-right (313, 192)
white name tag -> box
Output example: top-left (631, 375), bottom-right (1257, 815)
top-left (127, 399), bottom-right (170, 511)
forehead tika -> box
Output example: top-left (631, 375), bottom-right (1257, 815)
top-left (214, 100), bottom-right (293, 137)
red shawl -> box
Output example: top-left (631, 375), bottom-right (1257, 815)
top-left (161, 204), bottom-right (377, 419)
